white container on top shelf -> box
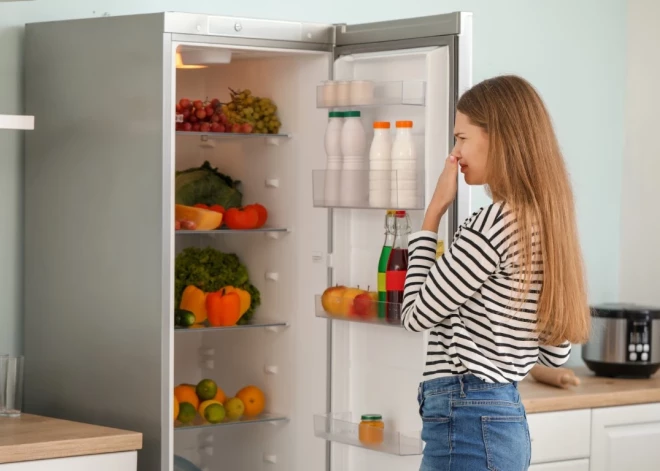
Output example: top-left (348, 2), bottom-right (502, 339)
top-left (369, 121), bottom-right (392, 208)
top-left (339, 111), bottom-right (368, 207)
top-left (391, 120), bottom-right (417, 208)
top-left (323, 111), bottom-right (344, 205)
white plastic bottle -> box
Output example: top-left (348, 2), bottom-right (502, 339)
top-left (390, 120), bottom-right (417, 208)
top-left (340, 111), bottom-right (367, 206)
top-left (369, 121), bottom-right (392, 208)
top-left (323, 111), bottom-right (344, 205)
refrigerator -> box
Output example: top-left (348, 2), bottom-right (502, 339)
top-left (22, 11), bottom-right (473, 471)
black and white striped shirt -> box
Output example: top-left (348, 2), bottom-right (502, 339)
top-left (402, 202), bottom-right (571, 383)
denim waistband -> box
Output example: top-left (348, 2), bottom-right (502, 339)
top-left (420, 374), bottom-right (517, 395)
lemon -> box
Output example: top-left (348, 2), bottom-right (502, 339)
top-left (198, 400), bottom-right (222, 417)
top-left (224, 397), bottom-right (245, 420)
top-left (204, 403), bottom-right (226, 424)
top-left (178, 402), bottom-right (197, 424)
top-left (196, 379), bottom-right (218, 401)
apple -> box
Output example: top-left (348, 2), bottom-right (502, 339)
top-left (341, 287), bottom-right (366, 316)
top-left (321, 286), bottom-right (346, 316)
top-left (352, 292), bottom-right (377, 318)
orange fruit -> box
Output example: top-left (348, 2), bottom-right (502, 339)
top-left (174, 384), bottom-right (199, 410)
top-left (213, 387), bottom-right (226, 405)
top-left (174, 396), bottom-right (180, 422)
top-left (236, 385), bottom-right (265, 417)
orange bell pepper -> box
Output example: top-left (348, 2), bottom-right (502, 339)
top-left (206, 289), bottom-right (241, 327)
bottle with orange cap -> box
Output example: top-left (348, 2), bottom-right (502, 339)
top-left (391, 120), bottom-right (417, 209)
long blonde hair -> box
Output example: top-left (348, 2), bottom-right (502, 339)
top-left (457, 75), bottom-right (590, 345)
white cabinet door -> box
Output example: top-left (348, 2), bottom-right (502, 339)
top-left (0, 451), bottom-right (137, 471)
top-left (591, 403), bottom-right (660, 471)
top-left (528, 410), bottom-right (591, 464)
top-left (529, 459), bottom-right (589, 471)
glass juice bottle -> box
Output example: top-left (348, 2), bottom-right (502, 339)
top-left (386, 211), bottom-right (410, 324)
top-left (377, 211), bottom-right (396, 318)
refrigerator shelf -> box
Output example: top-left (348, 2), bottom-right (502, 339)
top-left (176, 131), bottom-right (292, 140)
top-left (174, 413), bottom-right (288, 431)
top-left (312, 169), bottom-right (424, 210)
top-left (313, 413), bottom-right (423, 456)
top-left (175, 320), bottom-right (289, 332)
top-left (176, 227), bottom-right (290, 235)
top-left (316, 80), bottom-right (426, 109)
top-left (315, 295), bottom-right (404, 328)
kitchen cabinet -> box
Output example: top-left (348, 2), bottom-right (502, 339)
top-left (528, 409), bottom-right (591, 464)
top-left (0, 452), bottom-right (136, 471)
top-left (590, 403), bottom-right (660, 471)
top-left (529, 459), bottom-right (589, 471)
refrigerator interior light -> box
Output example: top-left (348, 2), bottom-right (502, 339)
top-left (179, 48), bottom-right (232, 66)
top-left (175, 52), bottom-right (207, 69)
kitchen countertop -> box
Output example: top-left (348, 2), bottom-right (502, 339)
top-left (520, 366), bottom-right (660, 413)
top-left (0, 414), bottom-right (142, 464)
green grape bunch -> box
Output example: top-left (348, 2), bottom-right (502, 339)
top-left (225, 88), bottom-right (282, 135)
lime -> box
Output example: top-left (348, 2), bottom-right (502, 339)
top-left (196, 379), bottom-right (218, 401)
top-left (198, 399), bottom-right (222, 417)
top-left (224, 397), bottom-right (245, 420)
top-left (178, 402), bottom-right (197, 424)
top-left (204, 403), bottom-right (226, 424)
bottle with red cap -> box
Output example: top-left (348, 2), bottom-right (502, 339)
top-left (386, 210), bottom-right (411, 324)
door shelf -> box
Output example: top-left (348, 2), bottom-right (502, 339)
top-left (313, 169), bottom-right (424, 210)
top-left (175, 319), bottom-right (289, 333)
top-left (316, 80), bottom-right (426, 109)
top-left (0, 114), bottom-right (34, 131)
top-left (315, 295), bottom-right (404, 328)
top-left (176, 227), bottom-right (290, 235)
top-left (174, 413), bottom-right (288, 431)
top-left (314, 413), bottom-right (423, 456)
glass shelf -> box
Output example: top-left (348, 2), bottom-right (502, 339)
top-left (175, 319), bottom-right (289, 333)
top-left (316, 80), bottom-right (426, 109)
top-left (313, 169), bottom-right (424, 210)
top-left (314, 413), bottom-right (423, 456)
top-left (174, 413), bottom-right (288, 431)
top-left (176, 131), bottom-right (292, 140)
top-left (176, 227), bottom-right (290, 235)
top-left (315, 295), bottom-right (404, 328)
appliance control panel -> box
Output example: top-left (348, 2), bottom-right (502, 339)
top-left (627, 319), bottom-right (652, 362)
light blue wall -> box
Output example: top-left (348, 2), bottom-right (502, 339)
top-left (0, 0), bottom-right (625, 355)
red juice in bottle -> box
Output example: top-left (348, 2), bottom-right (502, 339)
top-left (386, 211), bottom-right (410, 324)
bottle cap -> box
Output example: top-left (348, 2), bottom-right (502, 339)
top-left (329, 111), bottom-right (344, 118)
top-left (396, 120), bottom-right (413, 128)
top-left (395, 210), bottom-right (407, 217)
top-left (344, 111), bottom-right (361, 118)
top-left (373, 121), bottom-right (391, 129)
top-left (361, 414), bottom-right (383, 421)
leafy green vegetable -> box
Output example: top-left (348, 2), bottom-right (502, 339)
top-left (176, 161), bottom-right (243, 209)
top-left (175, 247), bottom-right (261, 324)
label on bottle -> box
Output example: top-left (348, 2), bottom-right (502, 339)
top-left (377, 272), bottom-right (386, 293)
top-left (386, 270), bottom-right (406, 291)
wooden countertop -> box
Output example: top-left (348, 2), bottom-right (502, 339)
top-left (520, 367), bottom-right (660, 414)
top-left (0, 414), bottom-right (142, 464)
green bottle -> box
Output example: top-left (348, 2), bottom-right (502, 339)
top-left (377, 211), bottom-right (396, 318)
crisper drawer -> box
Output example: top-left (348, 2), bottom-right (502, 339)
top-left (528, 410), bottom-right (591, 464)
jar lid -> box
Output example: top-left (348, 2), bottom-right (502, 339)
top-left (344, 111), bottom-right (361, 118)
top-left (329, 111), bottom-right (344, 118)
top-left (373, 121), bottom-right (391, 129)
top-left (395, 210), bottom-right (407, 217)
top-left (361, 414), bottom-right (382, 421)
top-left (396, 120), bottom-right (413, 128)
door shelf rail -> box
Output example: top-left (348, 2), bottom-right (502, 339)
top-left (316, 80), bottom-right (426, 109)
top-left (315, 295), bottom-right (404, 328)
top-left (314, 412), bottom-right (423, 456)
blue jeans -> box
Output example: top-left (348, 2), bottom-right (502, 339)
top-left (417, 375), bottom-right (531, 471)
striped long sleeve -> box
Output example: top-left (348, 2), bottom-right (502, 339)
top-left (401, 202), bottom-right (572, 383)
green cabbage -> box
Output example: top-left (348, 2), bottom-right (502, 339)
top-left (175, 247), bottom-right (261, 324)
top-left (175, 161), bottom-right (243, 209)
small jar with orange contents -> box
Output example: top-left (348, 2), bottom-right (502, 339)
top-left (358, 414), bottom-right (385, 445)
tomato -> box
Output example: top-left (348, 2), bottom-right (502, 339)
top-left (224, 207), bottom-right (259, 230)
top-left (193, 203), bottom-right (209, 209)
top-left (209, 205), bottom-right (225, 214)
top-left (245, 204), bottom-right (268, 228)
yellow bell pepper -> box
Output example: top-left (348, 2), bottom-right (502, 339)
top-left (224, 286), bottom-right (251, 316)
top-left (180, 285), bottom-right (207, 324)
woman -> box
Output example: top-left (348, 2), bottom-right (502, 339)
top-left (402, 75), bottom-right (591, 471)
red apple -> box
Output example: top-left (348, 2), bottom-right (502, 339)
top-left (351, 293), bottom-right (375, 318)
